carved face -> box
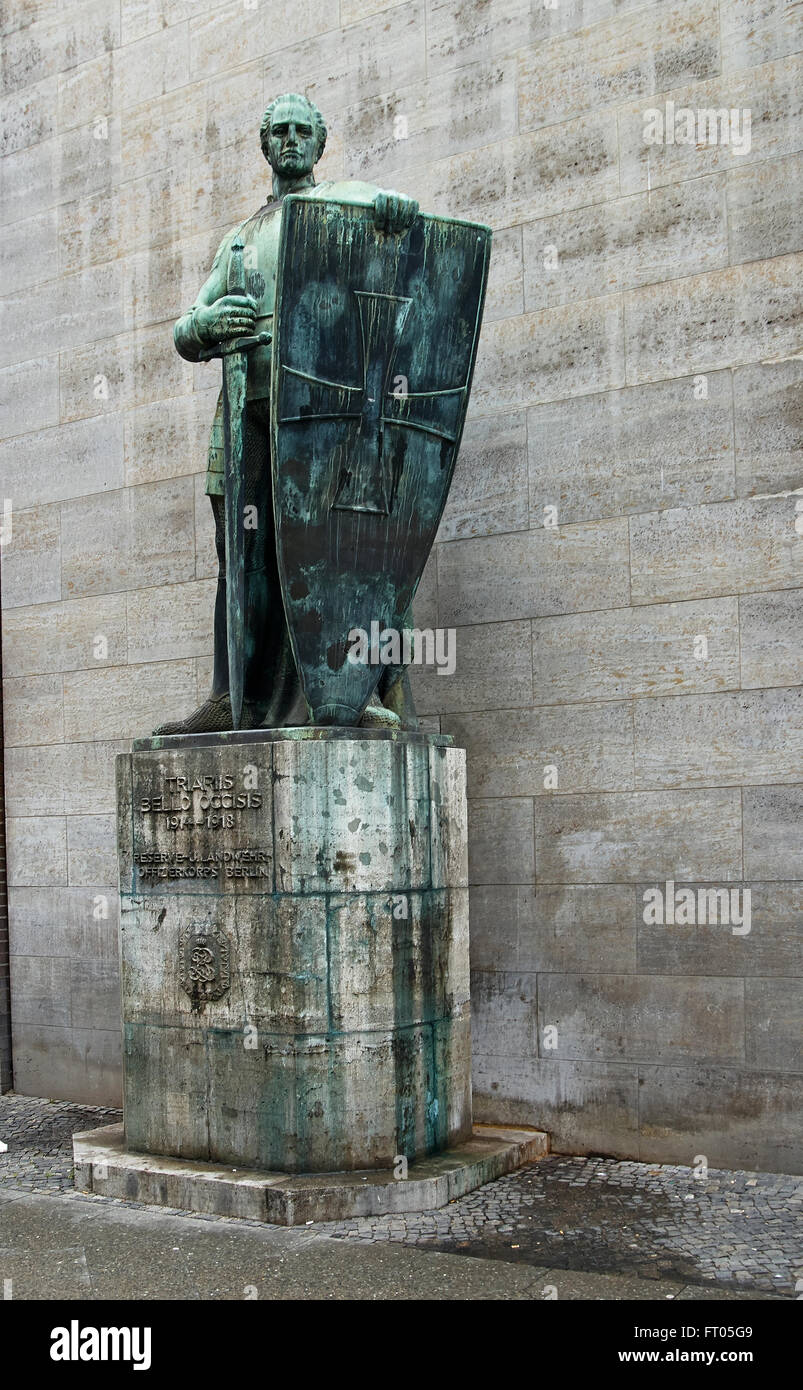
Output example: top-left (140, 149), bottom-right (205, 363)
top-left (266, 96), bottom-right (319, 178)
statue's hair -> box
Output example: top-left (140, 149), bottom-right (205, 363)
top-left (259, 93), bottom-right (327, 164)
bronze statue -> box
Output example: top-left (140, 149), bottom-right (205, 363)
top-left (155, 92), bottom-right (490, 735)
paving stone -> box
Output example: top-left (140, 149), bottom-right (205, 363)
top-left (0, 1095), bottom-right (795, 1297)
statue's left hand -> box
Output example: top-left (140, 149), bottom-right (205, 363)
top-left (373, 190), bottom-right (419, 234)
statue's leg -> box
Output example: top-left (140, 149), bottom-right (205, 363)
top-left (377, 667), bottom-right (418, 727)
top-left (152, 403), bottom-right (302, 736)
top-left (361, 604), bottom-right (419, 730)
top-left (243, 401), bottom-right (306, 727)
top-left (210, 492), bottom-right (229, 698)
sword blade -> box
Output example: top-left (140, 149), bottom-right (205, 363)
top-left (221, 350), bottom-right (248, 730)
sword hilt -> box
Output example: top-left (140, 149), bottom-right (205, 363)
top-left (198, 331), bottom-right (271, 362)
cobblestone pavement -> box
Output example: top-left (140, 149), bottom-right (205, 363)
top-left (1, 1094), bottom-right (799, 1297)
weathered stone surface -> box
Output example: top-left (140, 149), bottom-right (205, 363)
top-left (468, 797), bottom-right (534, 886)
top-left (118, 731), bottom-right (471, 1172)
top-left (637, 1065), bottom-right (802, 1173)
top-left (634, 688), bottom-right (802, 788)
top-left (117, 18), bottom-right (189, 109)
top-left (2, 672), bottom-right (64, 747)
top-left (10, 954), bottom-right (72, 1028)
top-left (6, 816), bottom-right (68, 888)
top-left (472, 1055), bottom-right (640, 1159)
top-left (73, 1121), bottom-right (548, 1223)
top-left (528, 372), bottom-right (735, 524)
top-left (121, 224), bottom-right (225, 330)
top-left (524, 884), bottom-right (637, 974)
top-left (474, 292), bottom-right (625, 411)
top-left (534, 789), bottom-right (742, 882)
top-left (3, 740), bottom-right (126, 819)
top-left (743, 785), bottom-right (803, 879)
top-left (0, 75), bottom-right (57, 159)
top-left (421, 114), bottom-right (619, 229)
top-left (60, 191), bottom-right (122, 276)
top-left (412, 618), bottom-right (533, 716)
top-left (740, 590), bottom-right (803, 689)
top-left (437, 519), bottom-right (630, 626)
top-left (0, 261), bottom-right (123, 371)
top-left (523, 175), bottom-right (727, 309)
top-left (60, 478), bottom-right (195, 598)
top-left (12, 1022), bottom-right (121, 1108)
top-left (0, 356), bottom-right (58, 439)
top-left (271, 737), bottom-right (432, 894)
top-left (720, 0), bottom-right (802, 70)
top-left (745, 978), bottom-right (802, 1071)
top-left (437, 411), bottom-right (528, 541)
top-left (123, 386), bottom-right (220, 486)
top-left (733, 360), bottom-right (803, 498)
top-left (428, 743), bottom-right (469, 890)
top-left (618, 56), bottom-right (803, 195)
top-left (470, 970), bottom-right (536, 1057)
top-left (0, 503), bottom-right (60, 610)
top-left (67, 814), bottom-right (117, 887)
top-left (624, 257), bottom-right (803, 384)
top-left (59, 325), bottom-right (194, 423)
top-left (126, 579), bottom-right (215, 665)
top-left (727, 152), bottom-right (802, 266)
top-left (0, 139), bottom-right (57, 227)
top-left (1, 594), bottom-right (128, 677)
top-left (8, 884), bottom-right (119, 960)
top-left (63, 659), bottom-right (198, 742)
top-left (58, 51), bottom-right (114, 133)
top-left (1, 207), bottom-right (58, 292)
top-left (442, 702), bottom-right (634, 799)
top-left (519, 0), bottom-right (719, 131)
top-left (629, 496), bottom-right (801, 604)
top-left (636, 881), bottom-right (802, 977)
top-left (537, 973), bottom-right (744, 1064)
top-left (2, 745), bottom-right (68, 818)
top-left (69, 956), bottom-right (121, 1032)
top-left (0, 414), bottom-right (124, 511)
top-left (532, 597), bottom-right (740, 703)
top-left (121, 81), bottom-right (207, 180)
top-left (260, 2), bottom-right (425, 111)
top-left (482, 225), bottom-right (524, 323)
top-left (343, 57), bottom-right (518, 183)
top-left (468, 884), bottom-right (527, 972)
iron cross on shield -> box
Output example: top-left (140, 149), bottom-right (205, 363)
top-left (277, 288), bottom-right (463, 516)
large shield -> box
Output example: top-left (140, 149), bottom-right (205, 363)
top-left (271, 196), bottom-right (491, 724)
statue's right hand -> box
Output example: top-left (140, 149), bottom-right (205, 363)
top-left (196, 294), bottom-right (258, 344)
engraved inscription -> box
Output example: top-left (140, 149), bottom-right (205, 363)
top-left (139, 773), bottom-right (262, 832)
top-left (130, 752), bottom-right (273, 895)
top-left (134, 848), bottom-right (270, 880)
top-left (179, 923), bottom-right (231, 1008)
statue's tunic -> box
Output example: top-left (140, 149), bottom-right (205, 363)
top-left (174, 180), bottom-right (386, 496)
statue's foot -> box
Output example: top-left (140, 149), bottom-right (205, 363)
top-left (153, 695), bottom-right (264, 736)
top-left (360, 702), bottom-right (402, 730)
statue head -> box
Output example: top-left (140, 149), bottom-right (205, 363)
top-left (260, 92), bottom-right (327, 179)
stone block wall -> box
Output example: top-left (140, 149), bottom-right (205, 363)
top-left (0, 0), bottom-right (800, 1170)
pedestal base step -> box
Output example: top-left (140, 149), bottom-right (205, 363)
top-left (73, 1123), bottom-right (549, 1225)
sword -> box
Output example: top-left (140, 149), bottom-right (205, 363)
top-left (199, 240), bottom-right (270, 730)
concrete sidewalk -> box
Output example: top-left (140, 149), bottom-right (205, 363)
top-left (0, 1185), bottom-right (777, 1301)
top-left (0, 1095), bottom-right (797, 1300)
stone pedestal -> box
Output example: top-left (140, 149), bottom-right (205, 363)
top-left (117, 728), bottom-right (471, 1174)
